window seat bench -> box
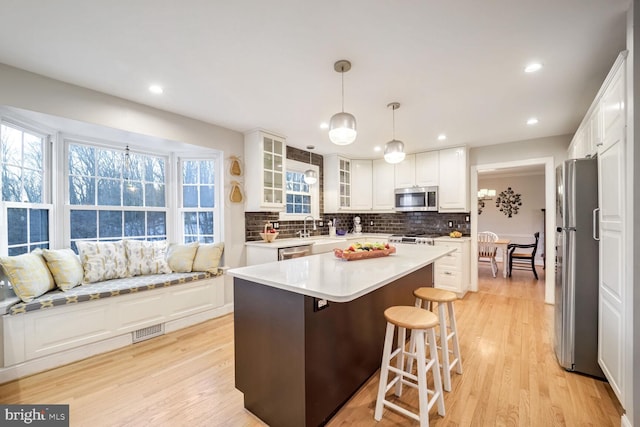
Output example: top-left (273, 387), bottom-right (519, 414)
top-left (0, 268), bottom-right (229, 383)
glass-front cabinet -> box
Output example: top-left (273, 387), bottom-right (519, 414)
top-left (244, 130), bottom-right (286, 211)
top-left (324, 154), bottom-right (353, 212)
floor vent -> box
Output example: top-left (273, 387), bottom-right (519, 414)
top-left (132, 323), bottom-right (165, 343)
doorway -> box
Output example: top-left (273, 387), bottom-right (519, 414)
top-left (470, 157), bottom-right (555, 304)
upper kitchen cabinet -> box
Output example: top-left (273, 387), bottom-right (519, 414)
top-left (372, 159), bottom-right (395, 210)
top-left (438, 146), bottom-right (469, 212)
top-left (351, 160), bottom-right (373, 211)
top-left (244, 130), bottom-right (286, 211)
top-left (324, 155), bottom-right (352, 212)
top-left (415, 151), bottom-right (439, 187)
top-left (394, 154), bottom-right (416, 188)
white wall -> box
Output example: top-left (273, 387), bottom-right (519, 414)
top-left (478, 174), bottom-right (545, 262)
top-left (0, 63), bottom-right (246, 305)
top-left (470, 134), bottom-right (570, 168)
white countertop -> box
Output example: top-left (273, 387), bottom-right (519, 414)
top-left (244, 233), bottom-right (392, 249)
top-left (228, 244), bottom-right (454, 302)
top-left (434, 236), bottom-right (471, 242)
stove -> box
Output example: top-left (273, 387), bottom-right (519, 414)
top-left (388, 233), bottom-right (439, 245)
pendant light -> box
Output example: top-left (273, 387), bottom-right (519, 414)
top-left (303, 145), bottom-right (318, 185)
top-left (329, 60), bottom-right (357, 145)
top-left (384, 102), bottom-right (406, 164)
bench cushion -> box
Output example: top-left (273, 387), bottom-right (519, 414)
top-left (8, 270), bottom-right (222, 315)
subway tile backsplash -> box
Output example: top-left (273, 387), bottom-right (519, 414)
top-left (245, 211), bottom-right (470, 241)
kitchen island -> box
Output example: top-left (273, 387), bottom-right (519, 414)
top-left (228, 244), bottom-right (454, 427)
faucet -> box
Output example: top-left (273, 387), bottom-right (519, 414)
top-left (300, 215), bottom-right (316, 239)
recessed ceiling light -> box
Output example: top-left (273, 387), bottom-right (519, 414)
top-left (437, 134), bottom-right (447, 141)
top-left (149, 85), bottom-right (164, 94)
top-left (524, 63), bottom-right (543, 73)
top-left (373, 146), bottom-right (382, 152)
top-left (320, 122), bottom-right (329, 129)
top-left (527, 117), bottom-right (539, 125)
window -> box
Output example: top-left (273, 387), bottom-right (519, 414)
top-left (179, 159), bottom-right (219, 243)
top-left (67, 141), bottom-right (167, 250)
top-left (280, 159), bottom-right (319, 220)
top-left (0, 122), bottom-right (51, 255)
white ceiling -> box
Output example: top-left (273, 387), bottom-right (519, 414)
top-left (0, 1), bottom-right (629, 158)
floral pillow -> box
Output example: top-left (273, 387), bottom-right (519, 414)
top-left (124, 240), bottom-right (172, 276)
top-left (76, 240), bottom-right (128, 283)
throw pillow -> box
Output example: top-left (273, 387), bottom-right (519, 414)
top-left (0, 252), bottom-right (55, 303)
top-left (42, 248), bottom-right (84, 291)
top-left (76, 240), bottom-right (128, 283)
top-left (124, 240), bottom-right (172, 276)
top-left (166, 242), bottom-right (199, 273)
top-left (192, 242), bottom-right (224, 273)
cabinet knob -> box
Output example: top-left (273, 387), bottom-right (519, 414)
top-left (444, 271), bottom-right (452, 275)
top-left (596, 142), bottom-right (604, 147)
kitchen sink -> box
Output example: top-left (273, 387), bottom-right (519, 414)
top-left (310, 238), bottom-right (347, 254)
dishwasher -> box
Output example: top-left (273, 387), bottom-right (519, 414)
top-left (278, 245), bottom-right (312, 261)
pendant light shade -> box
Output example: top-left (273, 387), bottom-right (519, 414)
top-left (329, 60), bottom-right (357, 145)
top-left (384, 139), bottom-right (406, 164)
top-left (384, 102), bottom-right (406, 164)
top-left (303, 145), bottom-right (317, 185)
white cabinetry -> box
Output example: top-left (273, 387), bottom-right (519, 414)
top-left (324, 155), bottom-right (352, 212)
top-left (596, 52), bottom-right (627, 407)
top-left (437, 146), bottom-right (469, 212)
top-left (415, 151), bottom-right (439, 187)
top-left (394, 154), bottom-right (416, 188)
top-left (351, 160), bottom-right (372, 210)
top-left (372, 159), bottom-right (395, 210)
top-left (244, 130), bottom-right (286, 211)
top-left (433, 238), bottom-right (470, 298)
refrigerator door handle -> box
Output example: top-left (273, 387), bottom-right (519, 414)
top-left (592, 208), bottom-right (600, 241)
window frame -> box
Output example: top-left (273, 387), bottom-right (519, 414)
top-left (177, 155), bottom-right (223, 244)
top-left (63, 136), bottom-right (171, 248)
top-left (0, 118), bottom-right (53, 256)
top-left (279, 159), bottom-right (319, 221)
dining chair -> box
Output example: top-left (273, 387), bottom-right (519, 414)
top-left (508, 232), bottom-right (540, 280)
top-left (477, 231), bottom-right (499, 278)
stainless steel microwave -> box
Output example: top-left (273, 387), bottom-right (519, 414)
top-left (394, 186), bottom-right (438, 211)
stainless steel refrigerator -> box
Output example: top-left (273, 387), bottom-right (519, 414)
top-left (554, 157), bottom-right (604, 379)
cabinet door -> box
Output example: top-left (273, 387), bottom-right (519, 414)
top-left (394, 154), bottom-right (415, 188)
top-left (351, 160), bottom-right (372, 210)
top-left (597, 56), bottom-right (626, 406)
top-left (324, 155), bottom-right (353, 212)
top-left (243, 130), bottom-right (286, 211)
top-left (587, 105), bottom-right (601, 157)
top-left (415, 151), bottom-right (439, 187)
top-left (372, 159), bottom-right (395, 210)
top-left (438, 147), bottom-right (469, 212)
top-left (434, 239), bottom-right (469, 297)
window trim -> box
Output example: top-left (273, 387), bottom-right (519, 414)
top-left (279, 159), bottom-right (319, 221)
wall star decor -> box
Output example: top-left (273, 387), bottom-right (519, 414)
top-left (495, 187), bottom-right (522, 217)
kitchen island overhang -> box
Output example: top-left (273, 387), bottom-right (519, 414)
top-left (228, 245), bottom-right (454, 427)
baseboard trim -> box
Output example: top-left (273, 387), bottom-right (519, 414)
top-left (621, 414), bottom-right (631, 427)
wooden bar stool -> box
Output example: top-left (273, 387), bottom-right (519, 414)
top-left (374, 306), bottom-right (445, 427)
top-left (413, 287), bottom-right (462, 392)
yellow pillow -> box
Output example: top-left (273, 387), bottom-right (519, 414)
top-left (192, 243), bottom-right (224, 273)
top-left (166, 242), bottom-right (199, 273)
top-left (0, 252), bottom-right (55, 303)
top-left (42, 248), bottom-right (84, 291)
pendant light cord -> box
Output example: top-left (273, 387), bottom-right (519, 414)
top-left (392, 105), bottom-right (396, 139)
top-left (341, 65), bottom-right (345, 112)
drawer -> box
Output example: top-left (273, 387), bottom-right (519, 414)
top-left (435, 241), bottom-right (462, 251)
top-left (436, 251), bottom-right (461, 269)
top-left (433, 267), bottom-right (461, 287)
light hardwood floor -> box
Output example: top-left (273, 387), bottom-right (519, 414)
top-left (0, 264), bottom-right (623, 426)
